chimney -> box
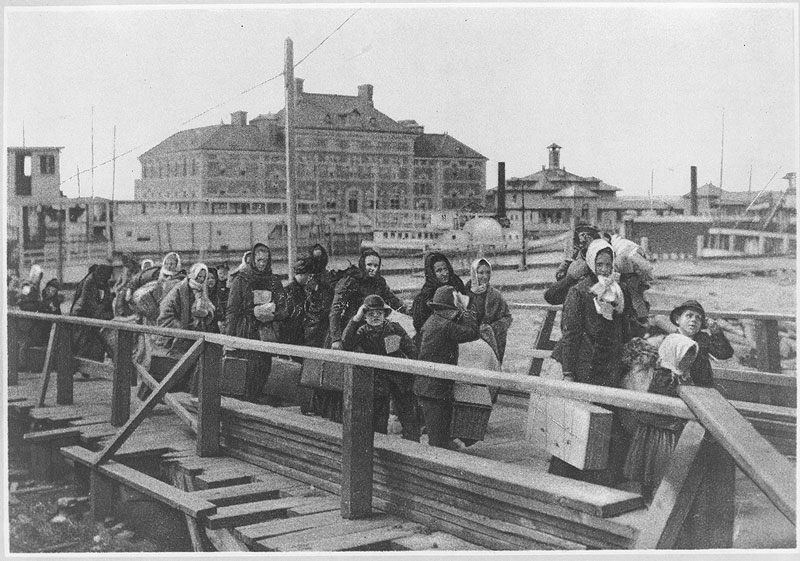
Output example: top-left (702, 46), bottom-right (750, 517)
top-left (231, 111), bottom-right (248, 127)
top-left (783, 172), bottom-right (796, 191)
top-left (497, 162), bottom-right (506, 217)
top-left (295, 78), bottom-right (304, 96)
top-left (358, 84), bottom-right (374, 104)
top-left (398, 119), bottom-right (424, 134)
top-left (690, 166), bottom-right (698, 215)
top-left (547, 143), bottom-right (562, 169)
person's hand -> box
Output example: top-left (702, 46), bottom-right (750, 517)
top-left (562, 371), bottom-right (574, 382)
top-left (479, 323), bottom-right (494, 340)
top-left (566, 259), bottom-right (589, 280)
top-left (331, 340), bottom-right (343, 350)
top-left (353, 303), bottom-right (367, 322)
top-left (706, 318), bottom-right (721, 335)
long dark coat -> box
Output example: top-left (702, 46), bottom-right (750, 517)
top-left (342, 318), bottom-right (417, 396)
top-left (70, 265), bottom-right (114, 361)
top-left (410, 252), bottom-right (466, 336)
top-left (156, 280), bottom-right (215, 356)
top-left (690, 331), bottom-right (734, 387)
top-left (281, 276), bottom-right (333, 349)
top-left (465, 282), bottom-right (513, 362)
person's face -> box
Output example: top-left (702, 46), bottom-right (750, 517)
top-left (164, 256), bottom-right (179, 273)
top-left (577, 231), bottom-right (594, 249)
top-left (594, 252), bottom-right (613, 277)
top-left (476, 264), bottom-right (491, 286)
top-left (43, 286), bottom-right (58, 299)
top-left (295, 272), bottom-right (310, 285)
top-left (677, 310), bottom-right (703, 338)
top-left (254, 249), bottom-right (269, 272)
top-left (206, 274), bottom-right (216, 290)
top-left (312, 249), bottom-right (324, 260)
top-left (433, 260), bottom-right (450, 284)
top-left (365, 309), bottom-right (385, 327)
top-left (195, 270), bottom-right (207, 284)
top-left (364, 255), bottom-right (380, 277)
top-left (218, 269), bottom-right (228, 282)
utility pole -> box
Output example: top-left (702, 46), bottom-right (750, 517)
top-left (91, 105), bottom-right (95, 199)
top-left (649, 169), bottom-right (654, 213)
top-left (718, 107), bottom-right (725, 191)
top-left (284, 37), bottom-right (298, 274)
top-left (518, 186), bottom-right (527, 271)
top-left (108, 125), bottom-right (116, 260)
top-left (372, 164), bottom-right (378, 231)
top-left (315, 160), bottom-right (323, 240)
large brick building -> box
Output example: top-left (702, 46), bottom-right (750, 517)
top-left (135, 79), bottom-right (487, 214)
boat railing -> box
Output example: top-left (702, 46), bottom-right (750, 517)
top-left (6, 308), bottom-right (796, 546)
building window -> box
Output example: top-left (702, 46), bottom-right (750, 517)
top-left (348, 190), bottom-right (359, 213)
top-left (191, 160), bottom-right (197, 175)
top-left (390, 197), bottom-right (401, 210)
top-left (183, 159), bottom-right (187, 176)
top-left (39, 155), bottom-right (55, 174)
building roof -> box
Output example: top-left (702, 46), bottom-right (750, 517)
top-left (140, 124), bottom-right (279, 158)
top-left (414, 133), bottom-right (486, 160)
top-left (508, 167), bottom-right (619, 192)
top-left (552, 185), bottom-right (598, 198)
top-left (7, 146), bottom-right (64, 152)
top-left (275, 93), bottom-right (412, 133)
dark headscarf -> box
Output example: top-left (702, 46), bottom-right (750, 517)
top-left (421, 252), bottom-right (466, 295)
top-left (309, 243), bottom-right (329, 274)
top-left (206, 267), bottom-right (220, 300)
top-left (242, 242), bottom-right (272, 279)
top-left (357, 248), bottom-right (382, 281)
top-left (92, 264), bottom-right (113, 285)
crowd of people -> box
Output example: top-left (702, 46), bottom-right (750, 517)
top-left (8, 223), bottom-right (734, 500)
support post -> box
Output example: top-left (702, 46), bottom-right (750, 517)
top-left (37, 323), bottom-right (58, 407)
top-left (695, 235), bottom-right (704, 258)
top-left (284, 37), bottom-right (298, 274)
top-left (755, 319), bottom-right (781, 373)
top-left (527, 309), bottom-right (557, 376)
top-left (197, 340), bottom-right (222, 457)
top-left (111, 330), bottom-right (135, 426)
top-left (341, 364), bottom-right (374, 519)
top-left (8, 316), bottom-right (19, 386)
top-left (55, 324), bottom-right (75, 405)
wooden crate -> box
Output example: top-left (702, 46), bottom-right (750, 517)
top-left (450, 383), bottom-right (493, 441)
top-left (263, 358), bottom-right (304, 404)
top-left (526, 393), bottom-right (612, 470)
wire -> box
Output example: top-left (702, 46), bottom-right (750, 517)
top-left (59, 9), bottom-right (361, 190)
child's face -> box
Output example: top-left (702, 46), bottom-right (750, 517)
top-left (677, 310), bottom-right (703, 337)
top-left (433, 260), bottom-right (450, 284)
top-left (206, 275), bottom-right (217, 290)
top-left (364, 256), bottom-right (380, 277)
top-left (365, 309), bottom-right (385, 327)
top-left (594, 252), bottom-right (613, 277)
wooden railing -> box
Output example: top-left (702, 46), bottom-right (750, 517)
top-left (6, 309), bottom-right (797, 546)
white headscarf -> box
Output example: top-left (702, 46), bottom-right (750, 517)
top-left (160, 252), bottom-right (181, 279)
top-left (29, 264), bottom-right (44, 282)
top-left (469, 258), bottom-right (491, 295)
top-left (140, 259), bottom-right (154, 271)
top-left (659, 333), bottom-right (698, 382)
top-left (187, 263), bottom-right (208, 291)
top-left (585, 239), bottom-right (625, 321)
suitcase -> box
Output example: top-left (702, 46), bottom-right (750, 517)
top-left (221, 354), bottom-right (253, 398)
top-left (299, 358), bottom-right (346, 391)
top-left (263, 358), bottom-right (304, 404)
top-left (450, 383), bottom-right (493, 441)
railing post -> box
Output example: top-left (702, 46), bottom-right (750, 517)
top-left (197, 339), bottom-right (221, 457)
top-left (111, 330), bottom-right (135, 426)
top-left (755, 319), bottom-right (781, 373)
top-left (55, 323), bottom-right (75, 405)
top-left (8, 316), bottom-right (19, 386)
top-left (528, 309), bottom-right (557, 376)
top-left (341, 363), bottom-right (374, 519)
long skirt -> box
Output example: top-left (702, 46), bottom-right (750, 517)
top-left (623, 423), bottom-right (682, 500)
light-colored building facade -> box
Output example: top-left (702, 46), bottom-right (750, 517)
top-left (135, 80), bottom-right (487, 216)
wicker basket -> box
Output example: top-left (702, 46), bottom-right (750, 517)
top-left (449, 383), bottom-right (493, 441)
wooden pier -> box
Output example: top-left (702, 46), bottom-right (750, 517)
top-left (6, 308), bottom-right (797, 552)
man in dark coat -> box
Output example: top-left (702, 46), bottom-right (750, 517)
top-left (413, 285), bottom-right (479, 449)
top-left (224, 243), bottom-right (288, 402)
top-left (342, 294), bottom-right (419, 440)
top-left (670, 300), bottom-right (734, 387)
top-left (544, 224), bottom-right (601, 305)
top-left (70, 264), bottom-right (115, 362)
top-left (281, 256), bottom-right (333, 349)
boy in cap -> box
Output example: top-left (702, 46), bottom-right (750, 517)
top-left (670, 299), bottom-right (734, 387)
top-left (342, 294), bottom-right (419, 441)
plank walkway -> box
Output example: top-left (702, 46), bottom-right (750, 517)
top-left (8, 367), bottom-right (796, 551)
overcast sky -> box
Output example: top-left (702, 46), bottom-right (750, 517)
top-left (4, 3), bottom-right (798, 202)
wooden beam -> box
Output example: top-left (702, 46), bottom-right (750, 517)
top-left (633, 422), bottom-right (707, 549)
top-left (134, 363), bottom-right (197, 431)
top-left (679, 385), bottom-right (796, 523)
top-left (36, 323), bottom-right (58, 407)
top-left (93, 339), bottom-right (204, 466)
top-left (197, 341), bottom-right (222, 457)
top-left (528, 308), bottom-right (557, 376)
top-left (755, 319), bottom-right (782, 373)
top-left (55, 323), bottom-right (74, 405)
top-left (340, 364), bottom-right (374, 519)
top-left (110, 330), bottom-right (134, 426)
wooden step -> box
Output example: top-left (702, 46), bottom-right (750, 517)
top-left (280, 521), bottom-right (425, 552)
top-left (193, 469), bottom-right (253, 490)
top-left (190, 481), bottom-right (288, 506)
top-left (255, 513), bottom-right (406, 552)
top-left (234, 510), bottom-right (343, 548)
top-left (204, 496), bottom-right (316, 530)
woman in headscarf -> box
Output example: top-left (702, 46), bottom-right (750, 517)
top-left (410, 252), bottom-right (466, 348)
top-left (205, 267), bottom-right (223, 333)
top-left (464, 258), bottom-right (513, 365)
top-left (544, 224), bottom-right (601, 305)
top-left (309, 243), bottom-right (336, 287)
top-left (620, 334), bottom-right (697, 501)
top-left (156, 263), bottom-right (217, 356)
top-left (70, 263), bottom-right (115, 361)
top-left (310, 248), bottom-right (407, 422)
top-left (281, 256), bottom-right (334, 350)
top-left (224, 243), bottom-right (288, 402)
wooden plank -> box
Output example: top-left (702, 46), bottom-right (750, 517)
top-left (36, 324), bottom-right (58, 407)
top-left (234, 510), bottom-right (343, 546)
top-left (93, 339), bottom-right (204, 466)
top-left (391, 530), bottom-right (486, 551)
top-left (135, 363), bottom-right (197, 431)
top-left (190, 481), bottom-right (287, 506)
top-left (61, 445), bottom-right (217, 519)
top-left (633, 422), bottom-right (708, 549)
top-left (340, 364), bottom-right (374, 519)
top-left (279, 521), bottom-right (424, 552)
top-left (285, 497), bottom-right (340, 516)
top-left (256, 513), bottom-right (405, 552)
top-left (755, 319), bottom-right (782, 373)
top-left (204, 496), bottom-right (315, 530)
top-left (55, 324), bottom-right (74, 405)
top-left (111, 330), bottom-right (135, 426)
top-left (193, 470), bottom-right (253, 490)
top-left (197, 340), bottom-right (222, 457)
top-left (678, 385), bottom-right (796, 523)
top-left (24, 427), bottom-right (81, 442)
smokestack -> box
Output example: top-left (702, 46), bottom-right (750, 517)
top-left (690, 166), bottom-right (698, 215)
top-left (547, 143), bottom-right (562, 170)
top-left (497, 162), bottom-right (506, 217)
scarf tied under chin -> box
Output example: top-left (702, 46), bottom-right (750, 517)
top-left (590, 273), bottom-right (624, 320)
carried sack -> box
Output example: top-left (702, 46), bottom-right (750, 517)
top-left (131, 281), bottom-right (163, 320)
